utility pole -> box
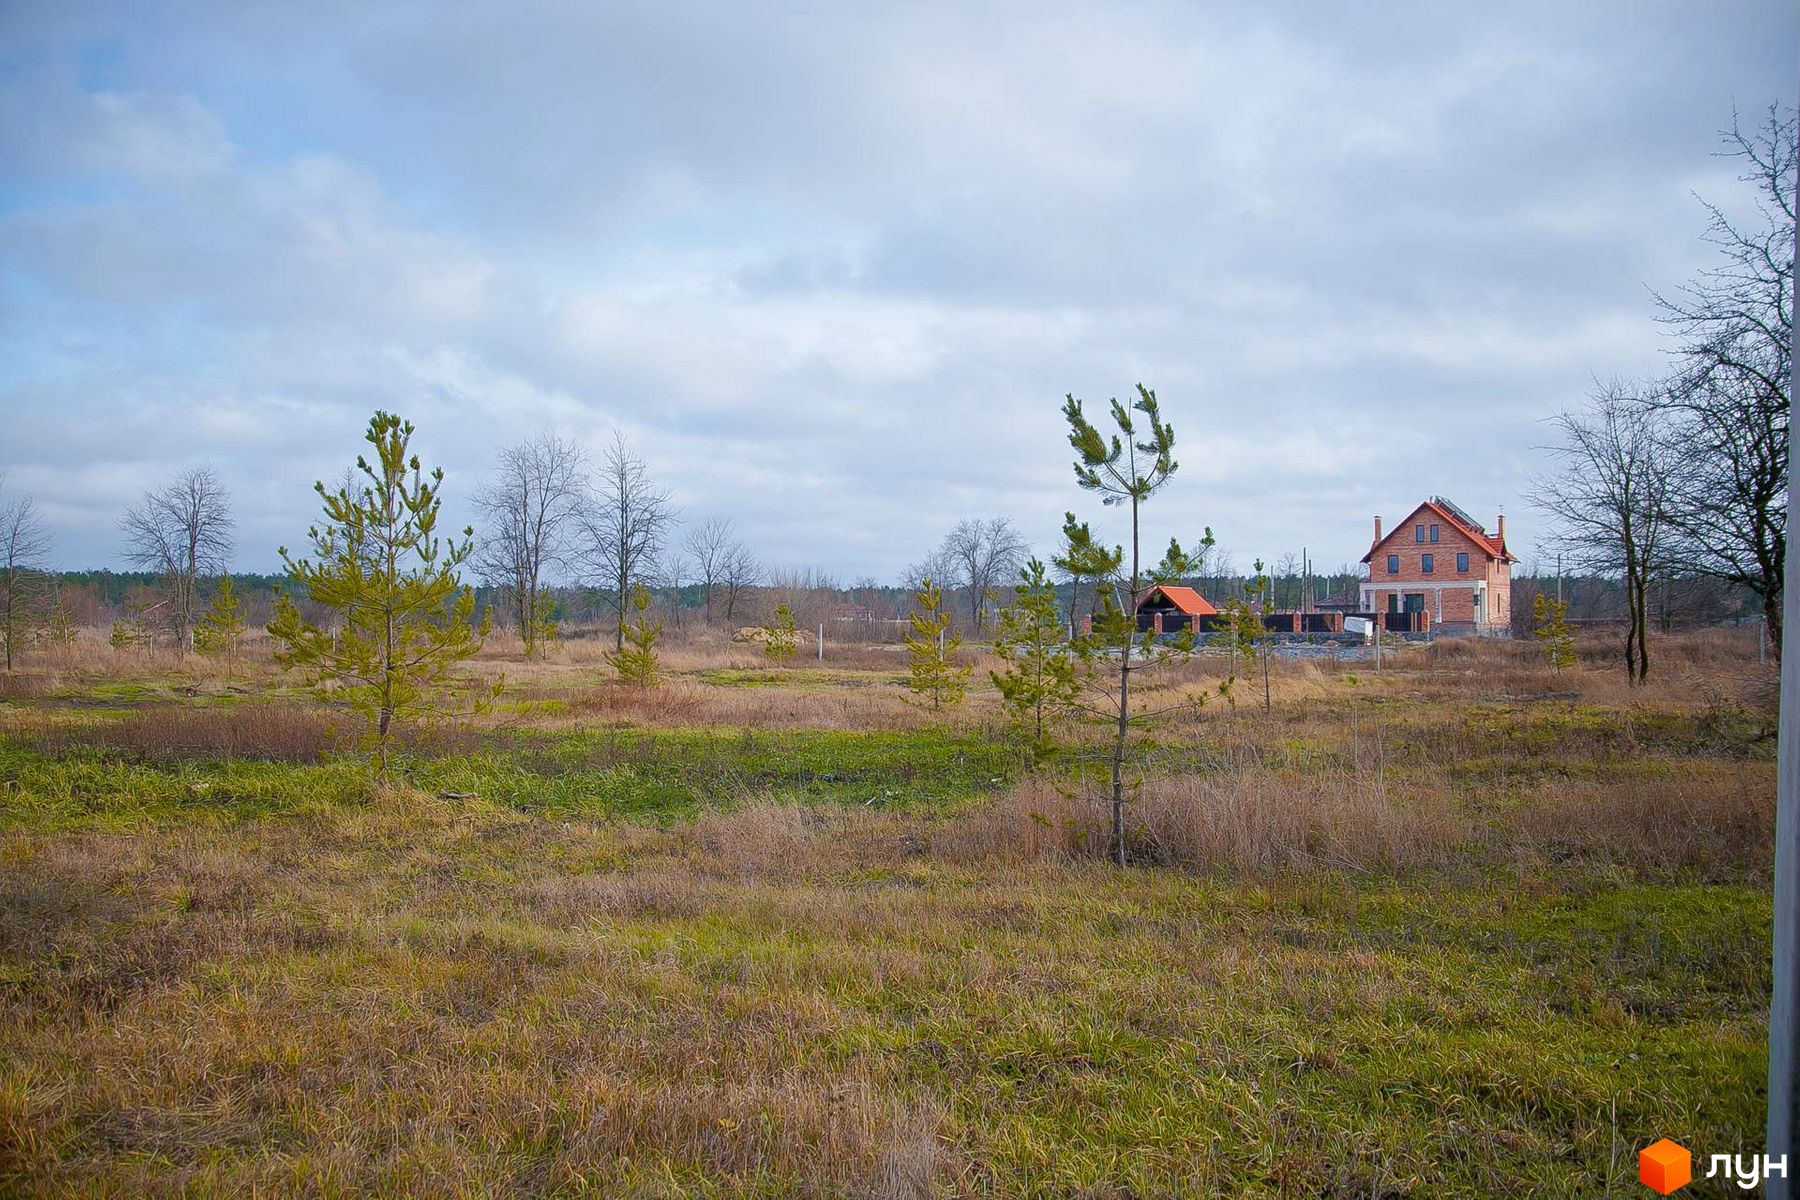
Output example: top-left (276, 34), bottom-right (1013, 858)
top-left (1769, 62), bottom-right (1799, 1193)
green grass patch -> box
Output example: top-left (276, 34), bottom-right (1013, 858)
top-left (439, 726), bottom-right (1013, 818)
top-left (0, 726), bottom-right (1015, 830)
top-left (0, 744), bottom-right (367, 832)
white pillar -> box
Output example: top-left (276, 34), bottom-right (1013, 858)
top-left (1768, 61), bottom-right (1800, 1191)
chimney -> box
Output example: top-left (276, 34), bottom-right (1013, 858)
top-left (1373, 515), bottom-right (1383, 543)
top-left (1496, 513), bottom-right (1506, 544)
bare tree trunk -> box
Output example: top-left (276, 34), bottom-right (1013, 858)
top-left (1262, 639), bottom-right (1271, 712)
top-left (1111, 496), bottom-right (1140, 867)
top-left (1112, 653), bottom-right (1129, 867)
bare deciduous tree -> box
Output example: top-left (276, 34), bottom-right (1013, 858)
top-left (686, 515), bottom-right (752, 625)
top-left (1, 478), bottom-right (53, 670)
top-left (902, 546), bottom-right (958, 598)
top-left (941, 516), bottom-right (1028, 631)
top-left (473, 434), bottom-right (587, 656)
top-left (1206, 548), bottom-right (1236, 602)
top-left (1650, 105), bottom-right (1794, 657)
top-left (120, 466), bottom-right (234, 655)
top-left (1658, 369), bottom-right (1787, 651)
top-left (1273, 551), bottom-right (1302, 611)
top-left (719, 541), bottom-right (760, 624)
top-left (657, 553), bottom-right (688, 633)
top-left (1533, 384), bottom-right (1674, 684)
top-left (580, 431), bottom-right (675, 651)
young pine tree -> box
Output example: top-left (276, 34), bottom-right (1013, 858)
top-left (1220, 558), bottom-right (1273, 713)
top-left (904, 578), bottom-right (971, 710)
top-left (1050, 511), bottom-right (1096, 636)
top-left (990, 558), bottom-right (1079, 761)
top-left (1216, 596), bottom-right (1261, 709)
top-left (527, 601), bottom-right (559, 658)
top-left (1533, 593), bottom-right (1576, 671)
top-left (44, 593), bottom-right (77, 649)
top-left (607, 583), bottom-right (662, 686)
top-left (194, 575), bottom-right (247, 670)
top-left (764, 602), bottom-right (799, 663)
top-left (268, 412), bottom-right (496, 782)
top-left (1063, 384), bottom-right (1221, 865)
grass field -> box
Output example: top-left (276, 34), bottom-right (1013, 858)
top-left (0, 629), bottom-right (1778, 1197)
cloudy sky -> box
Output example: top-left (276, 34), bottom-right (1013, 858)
top-left (1, 2), bottom-right (1794, 582)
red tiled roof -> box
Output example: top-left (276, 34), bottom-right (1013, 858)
top-left (1140, 585), bottom-right (1218, 616)
top-left (1361, 499), bottom-right (1516, 564)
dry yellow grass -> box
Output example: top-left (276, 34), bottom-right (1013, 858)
top-left (1, 772), bottom-right (1771, 1196)
top-left (0, 625), bottom-right (1778, 1195)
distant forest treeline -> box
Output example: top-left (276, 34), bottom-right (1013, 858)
top-left (39, 565), bottom-right (1759, 644)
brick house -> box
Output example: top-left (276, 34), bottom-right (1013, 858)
top-left (1359, 498), bottom-right (1516, 635)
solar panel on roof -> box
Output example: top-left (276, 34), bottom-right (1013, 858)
top-left (1431, 496), bottom-right (1484, 533)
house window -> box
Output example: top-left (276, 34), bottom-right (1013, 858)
top-left (1457, 552), bottom-right (1469, 572)
top-left (1386, 554), bottom-right (1399, 574)
top-left (1415, 525), bottom-right (1424, 542)
top-left (1429, 524), bottom-right (1439, 543)
top-left (1421, 553), bottom-right (1434, 573)
top-left (1388, 593), bottom-right (1401, 613)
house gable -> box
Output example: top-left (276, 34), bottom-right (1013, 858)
top-left (1361, 499), bottom-right (1514, 566)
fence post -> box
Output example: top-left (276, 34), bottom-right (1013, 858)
top-left (818, 623), bottom-right (824, 662)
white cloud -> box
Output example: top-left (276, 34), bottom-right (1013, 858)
top-left (0, 0), bottom-right (1793, 578)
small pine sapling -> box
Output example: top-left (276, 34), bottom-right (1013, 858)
top-left (1216, 596), bottom-right (1261, 708)
top-left (528, 601), bottom-right (559, 658)
top-left (268, 411), bottom-right (497, 783)
top-left (194, 575), bottom-right (247, 670)
top-left (1246, 559), bottom-right (1273, 712)
top-left (109, 617), bottom-right (148, 652)
top-left (607, 583), bottom-right (662, 686)
top-left (44, 593), bottom-right (77, 649)
top-left (1533, 593), bottom-right (1576, 670)
top-left (990, 557), bottom-right (1080, 762)
top-left (764, 602), bottom-right (799, 663)
top-left (1050, 511), bottom-right (1095, 635)
top-left (904, 578), bottom-right (971, 710)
